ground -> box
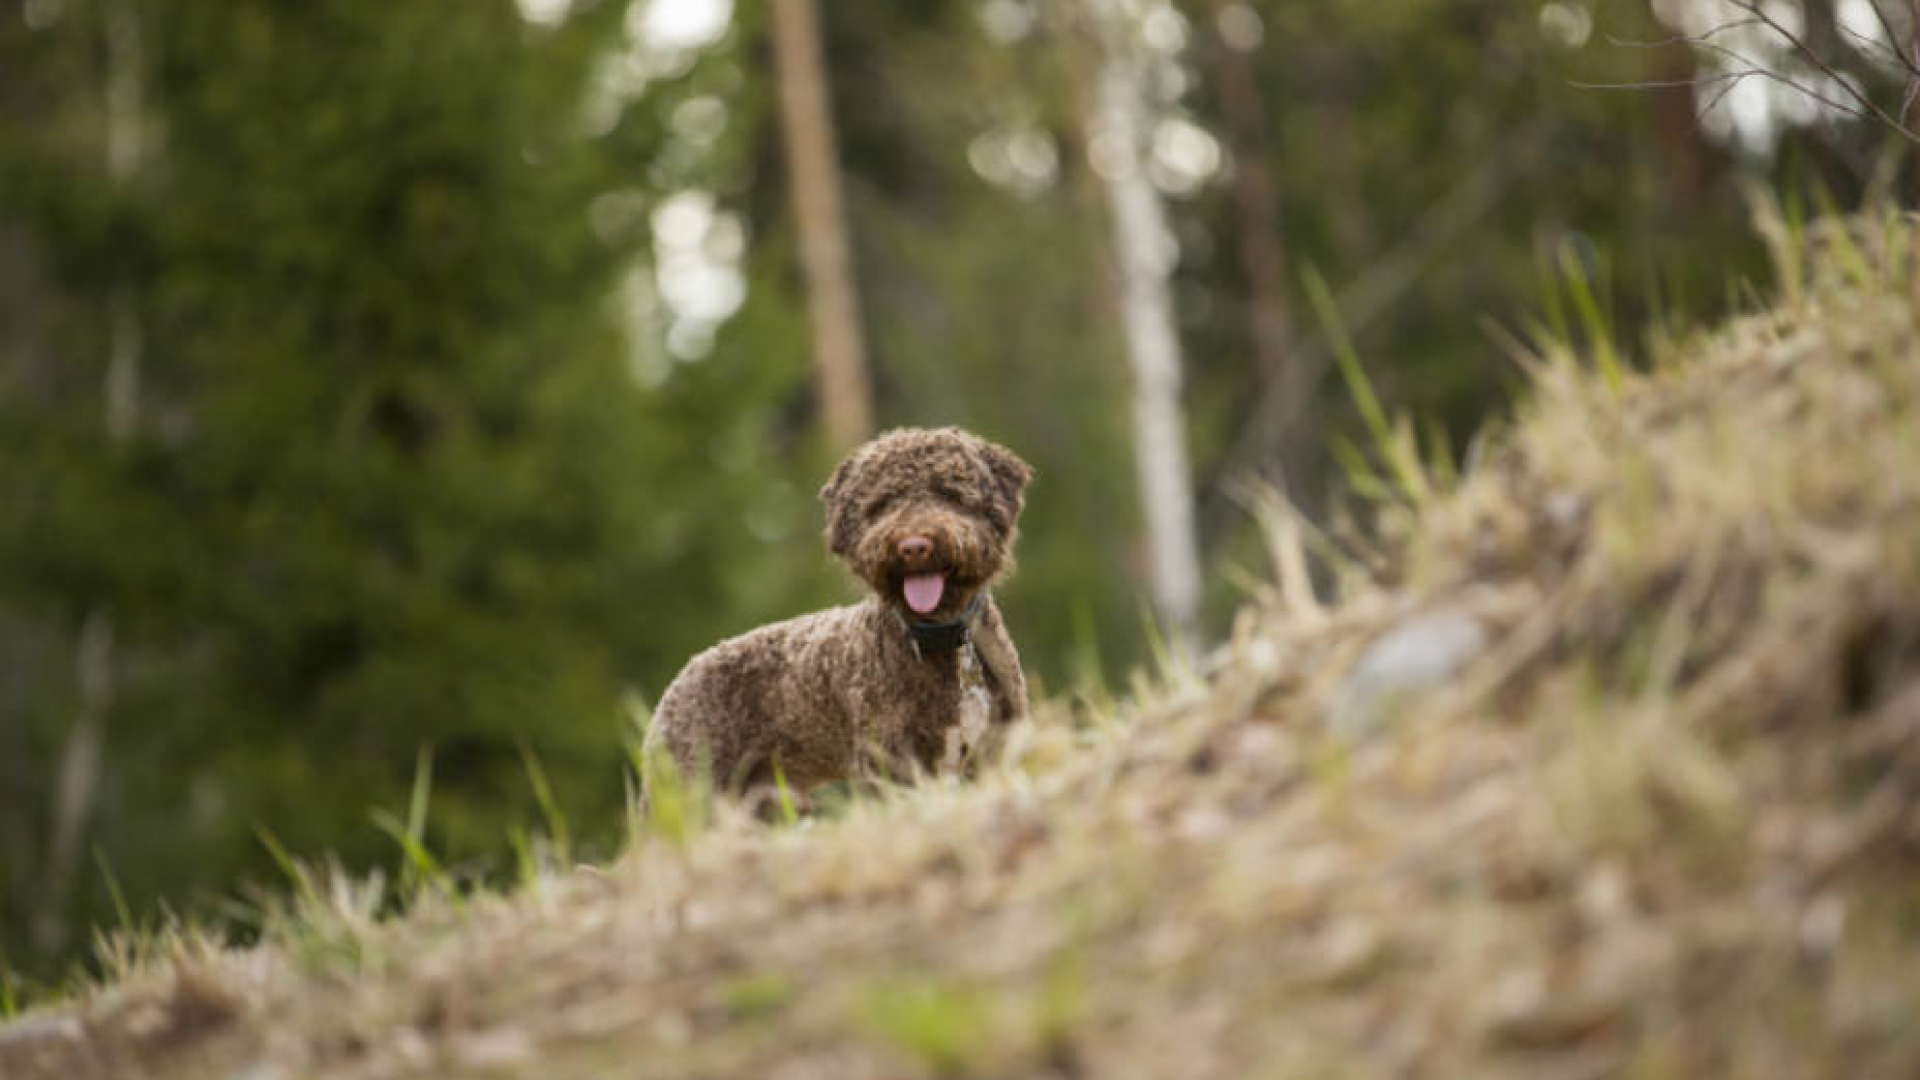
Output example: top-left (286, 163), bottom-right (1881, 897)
top-left (3, 208), bottom-right (1919, 1079)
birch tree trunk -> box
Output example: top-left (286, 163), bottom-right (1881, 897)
top-left (1081, 0), bottom-right (1202, 646)
top-left (38, 0), bottom-right (145, 953)
top-left (770, 0), bottom-right (873, 451)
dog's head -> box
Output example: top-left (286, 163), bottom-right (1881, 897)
top-left (819, 427), bottom-right (1032, 621)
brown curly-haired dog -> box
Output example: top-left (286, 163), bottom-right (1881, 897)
top-left (645, 427), bottom-right (1032, 799)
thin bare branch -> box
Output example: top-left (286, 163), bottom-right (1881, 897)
top-left (1574, 64), bottom-right (1865, 126)
top-left (1590, 14), bottom-right (1920, 142)
top-left (1571, 72), bottom-right (1758, 92)
top-left (1835, 19), bottom-right (1918, 75)
top-left (1728, 0), bottom-right (1920, 141)
top-left (1863, 0), bottom-right (1912, 69)
top-left (1593, 2), bottom-right (1920, 144)
top-left (1700, 69), bottom-right (1764, 117)
top-left (1603, 19), bottom-right (1762, 50)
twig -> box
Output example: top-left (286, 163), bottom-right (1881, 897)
top-left (1835, 19), bottom-right (1918, 76)
top-left (1863, 0), bottom-right (1916, 74)
top-left (1727, 0), bottom-right (1920, 141)
top-left (1602, 19), bottom-right (1762, 51)
top-left (1590, 2), bottom-right (1920, 144)
top-left (1573, 67), bottom-right (1863, 127)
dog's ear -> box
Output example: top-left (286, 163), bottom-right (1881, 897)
top-left (980, 440), bottom-right (1032, 521)
top-left (819, 456), bottom-right (859, 557)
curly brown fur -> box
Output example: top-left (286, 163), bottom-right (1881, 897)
top-left (645, 427), bottom-right (1032, 800)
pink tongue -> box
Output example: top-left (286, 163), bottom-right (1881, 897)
top-left (903, 573), bottom-right (946, 614)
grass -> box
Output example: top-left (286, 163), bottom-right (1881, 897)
top-left (5, 207), bottom-right (1920, 1079)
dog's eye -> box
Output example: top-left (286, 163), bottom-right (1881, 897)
top-left (866, 494), bottom-right (894, 517)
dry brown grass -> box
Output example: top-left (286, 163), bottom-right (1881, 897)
top-left (5, 208), bottom-right (1920, 1080)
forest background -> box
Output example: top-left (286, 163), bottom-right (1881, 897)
top-left (2, 0), bottom-right (1912, 988)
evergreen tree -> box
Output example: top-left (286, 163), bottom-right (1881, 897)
top-left (0, 0), bottom-right (821, 978)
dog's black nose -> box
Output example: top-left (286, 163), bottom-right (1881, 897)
top-left (897, 536), bottom-right (933, 563)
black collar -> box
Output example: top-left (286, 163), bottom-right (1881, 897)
top-left (896, 592), bottom-right (985, 656)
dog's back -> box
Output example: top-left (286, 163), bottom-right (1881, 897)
top-left (645, 604), bottom-right (864, 792)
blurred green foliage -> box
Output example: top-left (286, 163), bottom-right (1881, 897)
top-left (0, 0), bottom-right (829, 983)
top-left (0, 0), bottom-right (1908, 986)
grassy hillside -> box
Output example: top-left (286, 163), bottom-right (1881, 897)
top-left (5, 209), bottom-right (1920, 1079)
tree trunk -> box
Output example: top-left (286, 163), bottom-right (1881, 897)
top-left (38, 611), bottom-right (112, 952)
top-left (1206, 5), bottom-right (1289, 390)
top-left (1081, 0), bottom-right (1202, 647)
top-left (1651, 40), bottom-right (1705, 206)
top-left (1801, 0), bottom-right (1842, 66)
top-left (1203, 2), bottom-right (1316, 503)
top-left (39, 0), bottom-right (145, 954)
top-left (770, 0), bottom-right (873, 451)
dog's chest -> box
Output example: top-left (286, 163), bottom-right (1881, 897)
top-left (939, 642), bottom-right (994, 774)
top-left (855, 634), bottom-right (996, 775)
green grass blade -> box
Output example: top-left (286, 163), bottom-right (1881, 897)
top-left (771, 762), bottom-right (800, 826)
top-left (519, 743), bottom-right (572, 866)
top-left (254, 826), bottom-right (320, 910)
top-left (369, 808), bottom-right (443, 895)
top-left (405, 745), bottom-right (433, 853)
top-left (1558, 242), bottom-right (1621, 390)
top-left (1328, 435), bottom-right (1390, 503)
top-left (93, 845), bottom-right (135, 935)
top-left (1303, 267), bottom-right (1392, 451)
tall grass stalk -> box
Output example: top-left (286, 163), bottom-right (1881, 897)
top-left (519, 744), bottom-right (572, 867)
top-left (1305, 267), bottom-right (1430, 500)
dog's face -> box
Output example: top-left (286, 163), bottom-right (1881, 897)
top-left (819, 427), bottom-right (1032, 621)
